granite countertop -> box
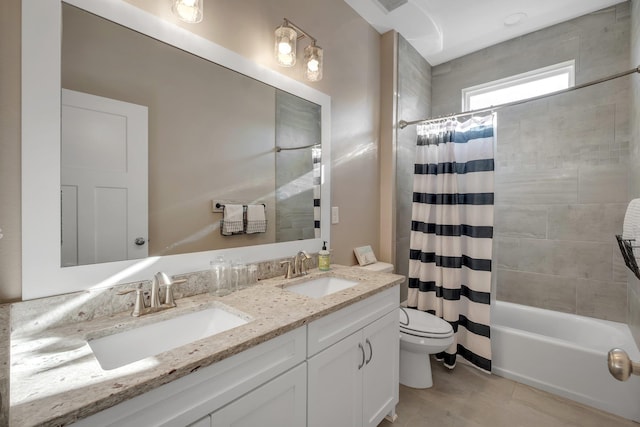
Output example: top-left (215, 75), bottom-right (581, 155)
top-left (10, 265), bottom-right (404, 427)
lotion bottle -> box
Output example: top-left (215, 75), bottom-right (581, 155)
top-left (318, 241), bottom-right (330, 271)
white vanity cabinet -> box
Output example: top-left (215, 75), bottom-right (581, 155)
top-left (70, 285), bottom-right (399, 427)
top-left (307, 286), bottom-right (399, 427)
top-left (72, 327), bottom-right (306, 427)
top-left (178, 351), bottom-right (307, 427)
top-left (210, 363), bottom-right (307, 426)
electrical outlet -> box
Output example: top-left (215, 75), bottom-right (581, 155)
top-left (331, 207), bottom-right (339, 224)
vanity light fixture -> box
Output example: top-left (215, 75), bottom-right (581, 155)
top-left (171, 0), bottom-right (203, 24)
top-left (275, 19), bottom-right (324, 82)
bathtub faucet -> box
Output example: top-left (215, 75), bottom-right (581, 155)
top-left (607, 348), bottom-right (640, 381)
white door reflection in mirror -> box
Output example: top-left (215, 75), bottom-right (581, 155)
top-left (61, 89), bottom-right (148, 266)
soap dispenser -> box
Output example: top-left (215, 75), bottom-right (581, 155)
top-left (319, 241), bottom-right (330, 271)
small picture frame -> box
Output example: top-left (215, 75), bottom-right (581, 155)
top-left (354, 245), bottom-right (377, 266)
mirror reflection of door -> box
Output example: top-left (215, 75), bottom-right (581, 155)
top-left (61, 89), bottom-right (148, 267)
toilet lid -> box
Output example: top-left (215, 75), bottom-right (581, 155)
top-left (399, 307), bottom-right (453, 338)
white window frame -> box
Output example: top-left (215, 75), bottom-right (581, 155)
top-left (461, 60), bottom-right (575, 111)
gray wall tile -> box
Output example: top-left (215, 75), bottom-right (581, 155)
top-left (547, 203), bottom-right (626, 242)
top-left (494, 205), bottom-right (547, 239)
top-left (578, 164), bottom-right (629, 203)
top-left (496, 269), bottom-right (576, 314)
top-left (495, 169), bottom-right (579, 205)
top-left (576, 278), bottom-right (627, 322)
top-left (275, 90), bottom-right (320, 243)
top-left (613, 246), bottom-right (629, 283)
top-left (496, 237), bottom-right (613, 281)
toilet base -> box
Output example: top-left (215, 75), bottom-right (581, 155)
top-left (399, 350), bottom-right (433, 389)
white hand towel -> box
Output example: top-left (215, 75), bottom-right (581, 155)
top-left (222, 204), bottom-right (244, 235)
top-left (246, 204), bottom-right (267, 234)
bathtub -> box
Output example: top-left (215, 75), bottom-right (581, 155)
top-left (492, 301), bottom-right (640, 422)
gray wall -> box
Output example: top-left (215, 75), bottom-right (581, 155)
top-left (629, 0), bottom-right (640, 344)
top-left (395, 35), bottom-right (432, 302)
top-left (432, 3), bottom-right (631, 322)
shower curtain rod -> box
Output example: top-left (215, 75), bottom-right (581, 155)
top-left (275, 143), bottom-right (320, 152)
top-left (398, 65), bottom-right (640, 129)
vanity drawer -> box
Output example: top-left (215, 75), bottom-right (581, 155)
top-left (307, 285), bottom-right (399, 357)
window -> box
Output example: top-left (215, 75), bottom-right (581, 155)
top-left (462, 60), bottom-right (575, 111)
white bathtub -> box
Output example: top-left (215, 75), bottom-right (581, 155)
top-left (492, 301), bottom-right (640, 422)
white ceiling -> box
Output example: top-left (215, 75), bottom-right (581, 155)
top-left (344, 0), bottom-right (625, 65)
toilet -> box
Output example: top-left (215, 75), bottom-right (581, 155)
top-left (399, 307), bottom-right (454, 389)
top-left (356, 261), bottom-right (454, 389)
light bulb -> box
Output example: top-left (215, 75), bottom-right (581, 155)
top-left (274, 26), bottom-right (297, 67)
top-left (172, 0), bottom-right (203, 23)
top-left (278, 41), bottom-right (292, 55)
top-left (307, 58), bottom-right (319, 72)
top-left (303, 44), bottom-right (323, 82)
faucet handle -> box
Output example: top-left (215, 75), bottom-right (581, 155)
top-left (117, 286), bottom-right (145, 317)
top-left (280, 260), bottom-right (294, 279)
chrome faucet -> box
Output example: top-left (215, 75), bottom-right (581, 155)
top-left (281, 251), bottom-right (312, 279)
top-left (118, 272), bottom-right (186, 317)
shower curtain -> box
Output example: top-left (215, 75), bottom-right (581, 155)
top-left (407, 114), bottom-right (494, 372)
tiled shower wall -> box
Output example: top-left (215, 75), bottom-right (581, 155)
top-left (395, 35), bottom-right (432, 302)
top-left (432, 3), bottom-right (631, 322)
top-left (275, 90), bottom-right (321, 242)
top-left (628, 0), bottom-right (640, 344)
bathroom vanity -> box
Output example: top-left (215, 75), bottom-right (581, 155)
top-left (10, 266), bottom-right (402, 426)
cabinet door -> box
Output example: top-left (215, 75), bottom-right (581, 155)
top-left (211, 363), bottom-right (306, 427)
top-left (362, 310), bottom-right (399, 427)
top-left (307, 331), bottom-right (364, 427)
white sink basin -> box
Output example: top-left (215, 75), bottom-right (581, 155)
top-left (284, 276), bottom-right (359, 298)
top-left (88, 307), bottom-right (249, 370)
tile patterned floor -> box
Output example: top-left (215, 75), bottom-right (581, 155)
top-left (379, 360), bottom-right (638, 426)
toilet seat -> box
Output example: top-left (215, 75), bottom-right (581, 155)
top-left (399, 307), bottom-right (453, 339)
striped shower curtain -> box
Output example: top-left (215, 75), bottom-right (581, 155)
top-left (407, 114), bottom-right (494, 372)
